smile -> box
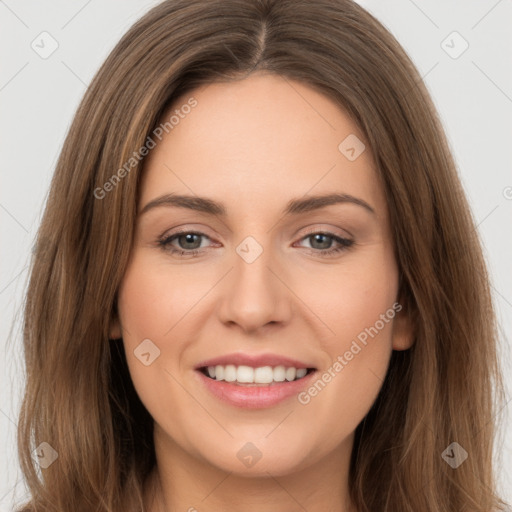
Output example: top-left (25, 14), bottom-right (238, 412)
top-left (200, 364), bottom-right (315, 385)
top-left (195, 366), bottom-right (318, 409)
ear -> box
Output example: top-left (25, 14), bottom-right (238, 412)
top-left (391, 300), bottom-right (415, 351)
top-left (109, 306), bottom-right (122, 340)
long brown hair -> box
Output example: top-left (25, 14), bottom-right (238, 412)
top-left (16, 0), bottom-right (509, 510)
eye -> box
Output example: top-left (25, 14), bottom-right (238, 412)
top-left (294, 231), bottom-right (354, 257)
top-left (157, 229), bottom-right (354, 258)
top-left (157, 230), bottom-right (213, 257)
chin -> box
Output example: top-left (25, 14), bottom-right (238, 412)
top-left (203, 446), bottom-right (312, 478)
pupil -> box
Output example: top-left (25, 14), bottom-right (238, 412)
top-left (312, 234), bottom-right (330, 249)
top-left (181, 233), bottom-right (200, 249)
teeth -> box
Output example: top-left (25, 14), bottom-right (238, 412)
top-left (296, 368), bottom-right (307, 378)
top-left (286, 367), bottom-right (296, 381)
top-left (206, 364), bottom-right (310, 383)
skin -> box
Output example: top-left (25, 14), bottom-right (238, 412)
top-left (110, 71), bottom-right (413, 512)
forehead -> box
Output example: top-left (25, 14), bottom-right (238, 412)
top-left (139, 72), bottom-right (386, 221)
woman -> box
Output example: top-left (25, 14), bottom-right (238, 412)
top-left (17, 0), bottom-right (509, 510)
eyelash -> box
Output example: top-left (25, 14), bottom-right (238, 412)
top-left (157, 228), bottom-right (354, 258)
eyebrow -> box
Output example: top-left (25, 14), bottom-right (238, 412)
top-left (139, 192), bottom-right (376, 217)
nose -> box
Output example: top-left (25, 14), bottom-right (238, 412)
top-left (217, 239), bottom-right (292, 334)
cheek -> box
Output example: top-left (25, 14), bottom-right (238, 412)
top-left (302, 244), bottom-right (399, 351)
top-left (295, 246), bottom-right (398, 420)
top-left (115, 255), bottom-right (187, 408)
top-left (115, 258), bottom-right (204, 451)
top-left (116, 252), bottom-right (208, 341)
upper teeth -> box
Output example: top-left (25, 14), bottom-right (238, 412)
top-left (207, 365), bottom-right (308, 383)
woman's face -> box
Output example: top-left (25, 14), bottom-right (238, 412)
top-left (111, 72), bottom-right (412, 477)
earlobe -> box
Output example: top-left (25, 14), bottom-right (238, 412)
top-left (391, 304), bottom-right (415, 351)
top-left (109, 311), bottom-right (122, 340)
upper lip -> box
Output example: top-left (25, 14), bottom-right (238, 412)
top-left (195, 352), bottom-right (316, 370)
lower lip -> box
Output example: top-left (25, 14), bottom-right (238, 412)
top-left (195, 369), bottom-right (317, 409)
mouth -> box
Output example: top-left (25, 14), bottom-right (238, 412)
top-left (198, 365), bottom-right (317, 386)
top-left (195, 364), bottom-right (318, 409)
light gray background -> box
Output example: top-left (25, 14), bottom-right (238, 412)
top-left (1, 0), bottom-right (511, 509)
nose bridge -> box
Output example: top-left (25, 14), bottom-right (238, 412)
top-left (218, 233), bottom-right (289, 330)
